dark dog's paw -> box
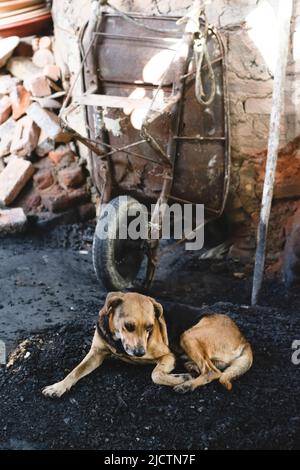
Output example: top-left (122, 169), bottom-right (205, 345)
top-left (174, 381), bottom-right (194, 394)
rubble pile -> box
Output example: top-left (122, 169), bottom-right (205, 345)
top-left (0, 35), bottom-right (95, 234)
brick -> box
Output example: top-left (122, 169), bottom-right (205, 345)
top-left (25, 76), bottom-right (52, 97)
top-left (10, 85), bottom-right (32, 120)
top-left (7, 57), bottom-right (41, 82)
top-left (58, 166), bottom-right (85, 189)
top-left (41, 185), bottom-right (89, 213)
top-left (26, 102), bottom-right (61, 139)
top-left (0, 156), bottom-right (35, 206)
top-left (32, 49), bottom-right (55, 69)
top-left (43, 64), bottom-right (61, 82)
top-left (227, 30), bottom-right (270, 82)
top-left (39, 36), bottom-right (53, 51)
top-left (0, 36), bottom-right (20, 69)
top-left (48, 145), bottom-right (74, 165)
top-left (24, 192), bottom-right (42, 212)
top-left (36, 129), bottom-right (55, 157)
top-left (3, 155), bottom-right (13, 165)
top-left (11, 180), bottom-right (42, 213)
top-left (14, 40), bottom-right (33, 58)
top-left (0, 75), bottom-right (20, 95)
top-left (33, 96), bottom-right (62, 110)
top-left (0, 208), bottom-right (27, 234)
top-left (0, 118), bottom-right (17, 158)
top-left (10, 116), bottom-right (40, 158)
top-left (32, 38), bottom-right (40, 52)
top-left (245, 97), bottom-right (272, 115)
top-left (0, 96), bottom-right (12, 125)
top-left (227, 73), bottom-right (273, 99)
top-left (34, 169), bottom-right (54, 190)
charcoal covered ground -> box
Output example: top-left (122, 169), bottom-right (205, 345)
top-left (0, 225), bottom-right (300, 450)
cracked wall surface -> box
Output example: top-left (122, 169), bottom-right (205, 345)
top-left (52, 0), bottom-right (300, 261)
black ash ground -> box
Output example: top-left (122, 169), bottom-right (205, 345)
top-left (0, 226), bottom-right (299, 450)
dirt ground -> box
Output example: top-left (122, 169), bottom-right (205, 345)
top-left (0, 225), bottom-right (300, 450)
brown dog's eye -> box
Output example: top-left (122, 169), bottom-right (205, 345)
top-left (125, 323), bottom-right (135, 332)
top-left (146, 325), bottom-right (153, 333)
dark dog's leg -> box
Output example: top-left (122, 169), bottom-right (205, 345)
top-left (152, 353), bottom-right (192, 387)
top-left (42, 342), bottom-right (108, 399)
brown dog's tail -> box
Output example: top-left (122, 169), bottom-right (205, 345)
top-left (219, 342), bottom-right (253, 391)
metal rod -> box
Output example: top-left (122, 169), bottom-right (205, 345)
top-left (103, 13), bottom-right (183, 21)
top-left (174, 135), bottom-right (226, 141)
top-left (251, 0), bottom-right (293, 306)
top-left (100, 78), bottom-right (173, 89)
top-left (167, 194), bottom-right (219, 215)
top-left (104, 3), bottom-right (183, 35)
top-left (100, 140), bottom-right (166, 165)
top-left (77, 129), bottom-right (165, 166)
top-left (94, 32), bottom-right (180, 46)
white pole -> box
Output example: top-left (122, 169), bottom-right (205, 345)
top-left (251, 0), bottom-right (293, 305)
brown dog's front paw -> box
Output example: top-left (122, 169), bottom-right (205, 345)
top-left (42, 381), bottom-right (68, 399)
top-left (174, 381), bottom-right (194, 394)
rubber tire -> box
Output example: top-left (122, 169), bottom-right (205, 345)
top-left (92, 196), bottom-right (147, 291)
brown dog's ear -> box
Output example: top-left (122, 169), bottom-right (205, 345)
top-left (149, 298), bottom-right (169, 346)
top-left (101, 291), bottom-right (124, 317)
top-left (98, 292), bottom-right (125, 336)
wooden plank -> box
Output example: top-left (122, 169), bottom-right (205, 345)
top-left (0, 7), bottom-right (49, 26)
top-left (74, 94), bottom-right (152, 110)
top-left (0, 0), bottom-right (42, 13)
top-left (251, 0), bottom-right (293, 306)
top-left (0, 4), bottom-right (44, 20)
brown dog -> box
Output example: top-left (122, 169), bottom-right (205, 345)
top-left (42, 292), bottom-right (253, 398)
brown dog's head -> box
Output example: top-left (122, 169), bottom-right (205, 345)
top-left (99, 292), bottom-right (168, 357)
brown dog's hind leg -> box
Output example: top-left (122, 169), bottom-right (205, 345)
top-left (152, 353), bottom-right (192, 387)
top-left (174, 333), bottom-right (221, 393)
top-left (42, 347), bottom-right (107, 398)
top-left (219, 343), bottom-right (253, 391)
top-left (184, 361), bottom-right (200, 376)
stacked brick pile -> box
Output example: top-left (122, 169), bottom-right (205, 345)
top-left (0, 35), bottom-right (94, 234)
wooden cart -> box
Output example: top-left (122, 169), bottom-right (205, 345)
top-left (61, 1), bottom-right (231, 290)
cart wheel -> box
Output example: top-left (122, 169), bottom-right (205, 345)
top-left (92, 196), bottom-right (148, 291)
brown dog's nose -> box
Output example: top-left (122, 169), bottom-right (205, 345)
top-left (133, 347), bottom-right (145, 357)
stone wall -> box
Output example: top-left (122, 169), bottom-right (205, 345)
top-left (52, 0), bottom-right (300, 263)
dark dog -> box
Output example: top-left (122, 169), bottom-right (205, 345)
top-left (43, 292), bottom-right (252, 397)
